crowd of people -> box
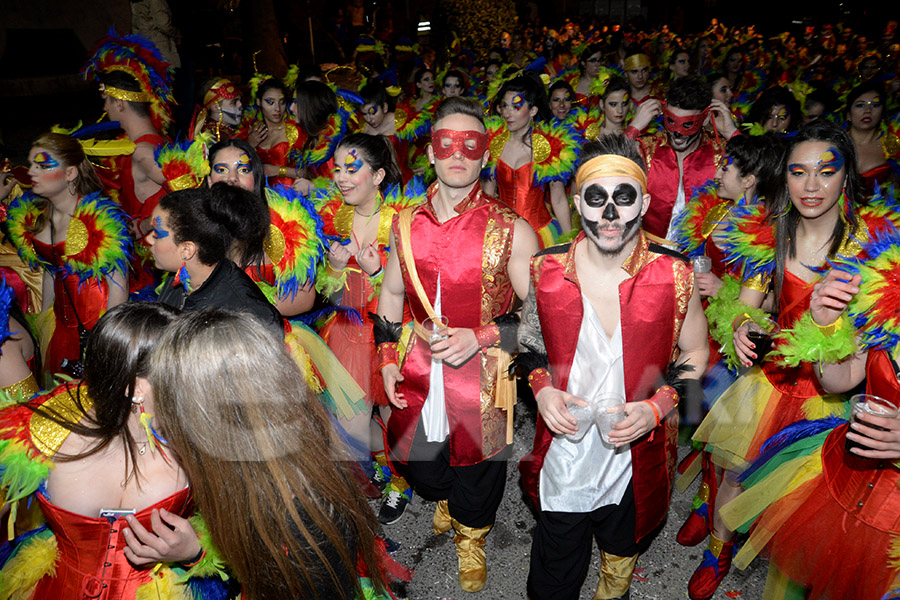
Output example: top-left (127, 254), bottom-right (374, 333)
top-left (0, 12), bottom-right (898, 600)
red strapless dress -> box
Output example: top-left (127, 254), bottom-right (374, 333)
top-left (257, 141), bottom-right (294, 187)
top-left (495, 160), bottom-right (551, 237)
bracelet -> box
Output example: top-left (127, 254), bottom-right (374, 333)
top-left (644, 399), bottom-right (661, 428)
top-left (377, 342), bottom-right (399, 365)
top-left (278, 166), bottom-right (288, 177)
top-left (179, 548), bottom-right (206, 568)
top-left (326, 263), bottom-right (344, 276)
top-left (377, 359), bottom-right (398, 372)
top-left (732, 313), bottom-right (752, 331)
top-left (473, 323), bottom-right (501, 349)
top-left (368, 266), bottom-right (384, 278)
top-left (812, 315), bottom-right (842, 335)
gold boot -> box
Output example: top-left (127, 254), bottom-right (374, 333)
top-left (433, 499), bottom-right (452, 535)
top-left (451, 518), bottom-right (491, 592)
top-left (593, 551), bottom-right (638, 600)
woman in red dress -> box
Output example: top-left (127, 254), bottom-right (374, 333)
top-left (243, 78), bottom-right (306, 187)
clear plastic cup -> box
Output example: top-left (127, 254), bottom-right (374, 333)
top-left (563, 401), bottom-right (595, 443)
top-left (594, 393), bottom-right (627, 445)
top-left (423, 315), bottom-right (450, 343)
top-left (692, 255), bottom-right (712, 274)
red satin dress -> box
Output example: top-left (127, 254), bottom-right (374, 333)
top-left (32, 239), bottom-right (108, 381)
top-left (495, 159), bottom-right (552, 244)
top-left (257, 141), bottom-right (295, 187)
top-left (749, 349), bottom-right (900, 600)
top-left (31, 487), bottom-right (193, 599)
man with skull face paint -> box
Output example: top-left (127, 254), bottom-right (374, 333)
top-left (518, 135), bottom-right (708, 600)
top-left (192, 78), bottom-right (243, 143)
top-left (375, 98), bottom-right (539, 593)
top-left (637, 76), bottom-right (733, 240)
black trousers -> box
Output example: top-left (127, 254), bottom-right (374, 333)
top-left (394, 420), bottom-right (509, 529)
top-left (527, 481), bottom-right (649, 600)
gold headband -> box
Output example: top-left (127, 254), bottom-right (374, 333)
top-left (575, 155), bottom-right (647, 193)
top-left (203, 79), bottom-right (240, 108)
top-left (99, 83), bottom-right (152, 103)
top-left (624, 54), bottom-right (651, 71)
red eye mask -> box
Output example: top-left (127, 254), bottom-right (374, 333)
top-left (431, 129), bottom-right (490, 160)
top-left (663, 107), bottom-right (710, 136)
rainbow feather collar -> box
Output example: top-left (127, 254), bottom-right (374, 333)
top-left (669, 180), bottom-right (731, 258)
top-left (716, 202), bottom-right (776, 283)
top-left (7, 191), bottom-right (132, 285)
top-left (300, 107), bottom-right (352, 169)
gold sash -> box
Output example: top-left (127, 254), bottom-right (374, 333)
top-left (397, 207), bottom-right (516, 444)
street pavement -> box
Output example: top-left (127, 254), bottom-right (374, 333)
top-left (375, 398), bottom-right (768, 600)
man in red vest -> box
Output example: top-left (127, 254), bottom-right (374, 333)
top-left (518, 135), bottom-right (708, 600)
top-left (375, 97), bottom-right (539, 593)
top-left (637, 76), bottom-right (733, 240)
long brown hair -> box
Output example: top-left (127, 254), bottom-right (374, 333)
top-left (150, 308), bottom-right (386, 600)
top-left (27, 132), bottom-right (103, 234)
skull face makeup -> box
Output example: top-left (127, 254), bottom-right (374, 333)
top-left (576, 176), bottom-right (648, 256)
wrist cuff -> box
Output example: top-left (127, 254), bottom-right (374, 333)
top-left (473, 323), bottom-right (501, 349)
top-left (650, 384), bottom-right (679, 417)
top-left (528, 367), bottom-right (553, 395)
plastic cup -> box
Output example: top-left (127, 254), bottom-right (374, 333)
top-left (846, 394), bottom-right (899, 454)
top-left (423, 315), bottom-right (449, 344)
top-left (594, 393), bottom-right (627, 445)
top-left (746, 316), bottom-right (780, 366)
top-left (692, 255), bottom-right (712, 274)
top-left (563, 401), bottom-right (595, 443)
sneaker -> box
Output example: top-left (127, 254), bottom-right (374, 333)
top-left (370, 462), bottom-right (389, 493)
top-left (378, 487), bottom-right (412, 525)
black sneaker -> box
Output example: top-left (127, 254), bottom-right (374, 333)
top-left (377, 488), bottom-right (412, 525)
top-left (370, 463), bottom-right (389, 493)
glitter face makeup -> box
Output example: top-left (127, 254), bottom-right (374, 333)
top-left (33, 152), bottom-right (60, 169)
top-left (511, 94), bottom-right (525, 110)
top-left (344, 149), bottom-right (364, 173)
top-left (152, 215), bottom-right (169, 238)
top-left (431, 129), bottom-right (490, 160)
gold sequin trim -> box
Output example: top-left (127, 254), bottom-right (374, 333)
top-left (285, 122), bottom-right (299, 149)
top-left (584, 122), bottom-right (600, 141)
top-left (701, 203), bottom-right (731, 240)
top-left (838, 217), bottom-right (869, 257)
top-left (64, 217), bottom-right (89, 257)
top-left (490, 129), bottom-right (510, 163)
top-left (671, 260), bottom-right (691, 356)
top-left (883, 132), bottom-right (900, 158)
top-left (30, 387), bottom-right (93, 458)
top-left (1, 373), bottom-right (38, 401)
top-left (532, 133), bottom-right (551, 164)
top-left (698, 481), bottom-right (710, 503)
top-left (334, 203), bottom-right (354, 237)
top-left (378, 207), bottom-right (395, 248)
top-left (394, 108), bottom-right (407, 128)
top-left (743, 272), bottom-right (771, 293)
top-left (263, 224), bottom-right (286, 265)
top-left (168, 173), bottom-right (197, 191)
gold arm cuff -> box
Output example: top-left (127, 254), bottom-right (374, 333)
top-left (812, 315), bottom-right (843, 335)
top-left (742, 272), bottom-right (771, 293)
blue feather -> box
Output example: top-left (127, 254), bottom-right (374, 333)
top-left (739, 416), bottom-right (845, 483)
top-left (70, 120), bottom-right (122, 138)
top-left (293, 305), bottom-right (363, 327)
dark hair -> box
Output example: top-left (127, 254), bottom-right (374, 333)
top-left (208, 181), bottom-right (270, 270)
top-left (580, 43), bottom-right (605, 73)
top-left (772, 120), bottom-right (865, 300)
top-left (433, 97), bottom-right (486, 131)
top-left (549, 80), bottom-right (575, 99)
top-left (159, 187), bottom-right (229, 266)
top-left (747, 86), bottom-right (801, 132)
top-left (359, 81), bottom-right (391, 111)
top-left (443, 69), bottom-right (467, 93)
top-left (207, 138), bottom-right (266, 199)
top-left (622, 44), bottom-right (648, 63)
top-left (667, 76), bottom-right (712, 111)
top-left (413, 68), bottom-right (434, 88)
top-left (492, 72), bottom-right (552, 124)
top-left (845, 81), bottom-right (886, 117)
top-left (100, 70), bottom-right (150, 117)
top-left (724, 134), bottom-right (785, 203)
top-left (336, 133), bottom-right (403, 190)
top-left (294, 80), bottom-right (338, 137)
top-left (602, 76), bottom-right (630, 100)
top-left (722, 46), bottom-right (745, 71)
top-left (669, 47), bottom-right (690, 66)
top-left (805, 86), bottom-right (840, 118)
top-left (28, 302), bottom-right (179, 482)
top-left (256, 78), bottom-right (291, 109)
top-left (578, 134), bottom-right (645, 173)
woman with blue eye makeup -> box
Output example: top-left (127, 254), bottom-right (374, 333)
top-left (686, 120), bottom-right (899, 600)
top-left (6, 133), bottom-right (131, 384)
top-left (483, 73), bottom-right (578, 247)
top-left (845, 81), bottom-right (900, 194)
top-left (242, 78), bottom-right (305, 187)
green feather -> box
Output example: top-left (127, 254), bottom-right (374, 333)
top-left (773, 313), bottom-right (858, 368)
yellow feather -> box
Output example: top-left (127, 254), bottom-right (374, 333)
top-left (889, 534), bottom-right (900, 570)
top-left (0, 534), bottom-right (58, 600)
top-left (80, 138), bottom-right (137, 157)
top-left (134, 567), bottom-right (192, 600)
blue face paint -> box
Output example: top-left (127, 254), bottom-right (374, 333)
top-left (153, 216), bottom-right (170, 238)
top-left (344, 149), bottom-right (364, 174)
top-left (817, 147), bottom-right (844, 174)
top-left (511, 94), bottom-right (525, 110)
top-left (33, 151), bottom-right (60, 169)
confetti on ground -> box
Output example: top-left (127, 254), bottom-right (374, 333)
top-left (632, 568), bottom-right (649, 583)
top-left (725, 591), bottom-right (744, 598)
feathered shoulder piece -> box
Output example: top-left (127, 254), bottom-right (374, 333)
top-left (65, 193), bottom-right (133, 284)
top-left (830, 225), bottom-right (900, 354)
top-left (82, 28), bottom-right (174, 134)
top-left (863, 182), bottom-right (900, 229)
top-left (263, 184), bottom-right (329, 300)
top-left (669, 180), bottom-right (730, 258)
top-left (6, 192), bottom-right (46, 272)
top-left (570, 105), bottom-right (603, 141)
top-left (482, 115), bottom-right (509, 179)
top-left (530, 119), bottom-right (581, 186)
top-left (394, 104), bottom-right (432, 142)
top-left (0, 383), bottom-right (95, 532)
top-left (155, 139), bottom-right (210, 192)
top-left (0, 281), bottom-right (16, 353)
top-left (312, 180), bottom-right (344, 238)
top-left (717, 202), bottom-right (776, 285)
top-left (300, 107), bottom-right (352, 170)
top-left (315, 177), bottom-right (426, 240)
